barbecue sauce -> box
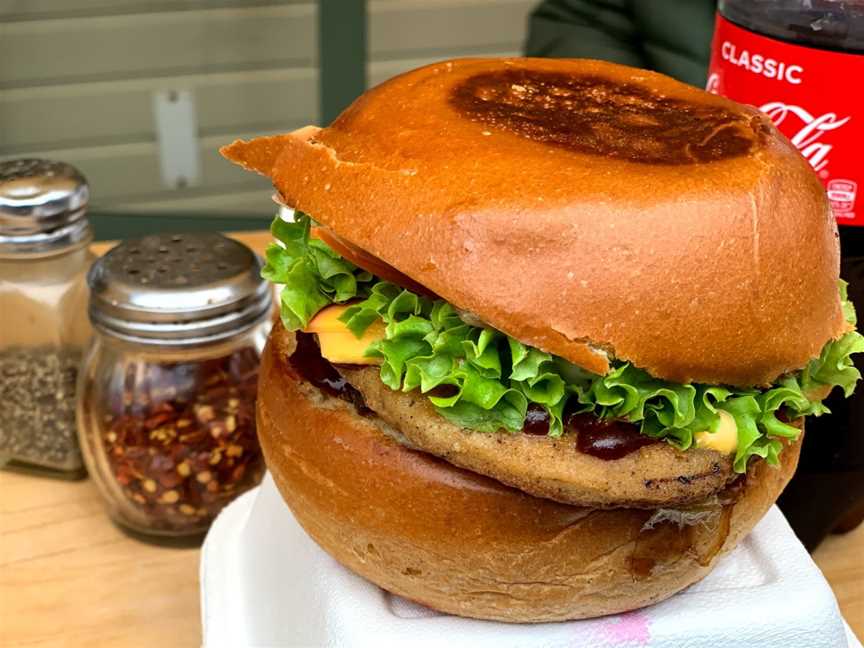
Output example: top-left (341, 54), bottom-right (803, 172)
top-left (522, 404), bottom-right (659, 459)
top-left (522, 404), bottom-right (552, 435)
top-left (571, 413), bottom-right (659, 460)
top-left (289, 332), bottom-right (371, 415)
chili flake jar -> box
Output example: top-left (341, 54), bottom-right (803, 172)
top-left (77, 232), bottom-right (271, 537)
top-left (0, 159), bottom-right (94, 478)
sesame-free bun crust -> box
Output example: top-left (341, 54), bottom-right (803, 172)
top-left (223, 57), bottom-right (843, 386)
top-left (258, 328), bottom-right (802, 622)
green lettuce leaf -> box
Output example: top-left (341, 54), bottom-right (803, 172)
top-left (265, 213), bottom-right (864, 473)
top-left (262, 213), bottom-right (374, 329)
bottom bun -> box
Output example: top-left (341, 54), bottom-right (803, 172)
top-left (257, 329), bottom-right (802, 623)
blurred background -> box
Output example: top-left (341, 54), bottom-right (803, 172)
top-left (0, 0), bottom-right (535, 239)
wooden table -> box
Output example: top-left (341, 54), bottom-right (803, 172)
top-left (1, 232), bottom-right (862, 646)
top-left (2, 470), bottom-right (862, 647)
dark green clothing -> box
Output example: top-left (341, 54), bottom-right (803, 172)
top-left (525, 0), bottom-right (717, 87)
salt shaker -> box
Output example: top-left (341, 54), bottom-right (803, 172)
top-left (77, 233), bottom-right (271, 537)
top-left (0, 159), bottom-right (94, 477)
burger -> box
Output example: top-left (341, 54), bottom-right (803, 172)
top-left (221, 58), bottom-right (863, 622)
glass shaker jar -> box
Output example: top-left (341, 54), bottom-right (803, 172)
top-left (77, 233), bottom-right (272, 537)
top-left (0, 160), bottom-right (94, 477)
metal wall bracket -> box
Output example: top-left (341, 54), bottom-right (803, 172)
top-left (152, 89), bottom-right (201, 190)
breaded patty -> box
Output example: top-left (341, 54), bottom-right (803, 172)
top-left (337, 364), bottom-right (737, 509)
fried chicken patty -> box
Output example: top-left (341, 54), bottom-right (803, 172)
top-left (280, 329), bottom-right (737, 508)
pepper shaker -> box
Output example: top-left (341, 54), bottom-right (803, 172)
top-left (77, 233), bottom-right (272, 537)
top-left (0, 159), bottom-right (94, 477)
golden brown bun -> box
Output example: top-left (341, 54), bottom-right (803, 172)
top-left (258, 328), bottom-right (802, 622)
top-left (339, 359), bottom-right (735, 509)
top-left (223, 57), bottom-right (843, 386)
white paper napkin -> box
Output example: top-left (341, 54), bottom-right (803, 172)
top-left (202, 473), bottom-right (860, 648)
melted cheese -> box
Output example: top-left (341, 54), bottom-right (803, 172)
top-left (305, 305), bottom-right (385, 365)
top-left (695, 410), bottom-right (738, 454)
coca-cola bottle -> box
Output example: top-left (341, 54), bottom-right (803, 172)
top-left (708, 0), bottom-right (864, 550)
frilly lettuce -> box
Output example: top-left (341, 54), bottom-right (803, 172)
top-left (264, 213), bottom-right (864, 473)
top-left (261, 215), bottom-right (375, 329)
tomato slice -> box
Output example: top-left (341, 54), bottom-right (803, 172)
top-left (310, 226), bottom-right (437, 298)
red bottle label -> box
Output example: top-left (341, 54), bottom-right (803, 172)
top-left (708, 14), bottom-right (864, 226)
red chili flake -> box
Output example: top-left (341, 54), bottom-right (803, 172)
top-left (101, 347), bottom-right (264, 534)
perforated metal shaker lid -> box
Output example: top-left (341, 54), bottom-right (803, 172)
top-left (0, 159), bottom-right (92, 256)
top-left (87, 233), bottom-right (272, 345)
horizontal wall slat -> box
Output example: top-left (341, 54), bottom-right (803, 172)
top-left (0, 5), bottom-right (315, 88)
top-left (89, 212), bottom-right (273, 242)
top-left (369, 0), bottom-right (533, 56)
top-left (0, 0), bottom-right (531, 89)
top-left (107, 189), bottom-right (278, 215)
top-left (0, 131), bottom-right (283, 204)
top-left (0, 52), bottom-right (526, 154)
top-left (368, 50), bottom-right (519, 85)
top-left (0, 1), bottom-right (298, 21)
top-left (0, 68), bottom-right (316, 152)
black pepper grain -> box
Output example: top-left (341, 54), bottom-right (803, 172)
top-left (0, 347), bottom-right (83, 472)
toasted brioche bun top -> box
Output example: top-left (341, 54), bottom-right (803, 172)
top-left (222, 57), bottom-right (844, 386)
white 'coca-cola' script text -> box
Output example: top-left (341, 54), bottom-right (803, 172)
top-left (760, 102), bottom-right (851, 172)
